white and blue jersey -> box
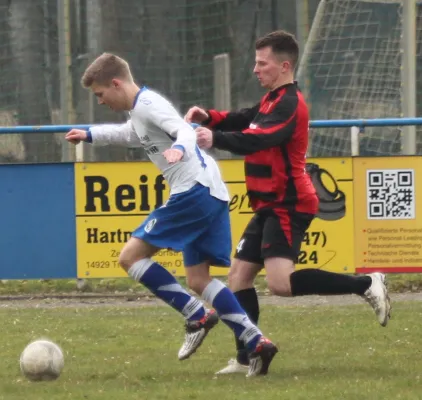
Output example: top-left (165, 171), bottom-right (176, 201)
top-left (87, 87), bottom-right (232, 267)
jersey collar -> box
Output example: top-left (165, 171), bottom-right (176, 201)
top-left (270, 81), bottom-right (296, 94)
top-left (268, 81), bottom-right (296, 99)
top-left (132, 86), bottom-right (148, 109)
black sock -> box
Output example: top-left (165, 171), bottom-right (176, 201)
top-left (290, 269), bottom-right (372, 296)
top-left (234, 288), bottom-right (260, 365)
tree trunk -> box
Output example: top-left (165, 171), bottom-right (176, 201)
top-left (8, 0), bottom-right (61, 162)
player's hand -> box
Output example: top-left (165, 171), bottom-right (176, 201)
top-left (65, 129), bottom-right (87, 145)
top-left (163, 148), bottom-right (184, 164)
top-left (195, 127), bottom-right (213, 149)
top-left (184, 106), bottom-right (209, 123)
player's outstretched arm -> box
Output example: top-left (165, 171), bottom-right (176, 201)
top-left (200, 98), bottom-right (298, 155)
top-left (185, 103), bottom-right (260, 132)
top-left (66, 120), bottom-right (141, 148)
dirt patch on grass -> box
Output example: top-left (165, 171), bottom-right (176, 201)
top-left (1, 292), bottom-right (421, 309)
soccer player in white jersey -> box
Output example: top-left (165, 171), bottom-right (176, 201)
top-left (65, 53), bottom-right (277, 377)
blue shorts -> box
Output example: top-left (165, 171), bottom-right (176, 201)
top-left (132, 183), bottom-right (231, 267)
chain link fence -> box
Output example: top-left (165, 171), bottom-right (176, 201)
top-left (5, 1), bottom-right (419, 163)
top-left (299, 0), bottom-right (422, 157)
top-left (0, 0), bottom-right (319, 163)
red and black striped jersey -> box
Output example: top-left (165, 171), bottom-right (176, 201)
top-left (205, 82), bottom-right (318, 214)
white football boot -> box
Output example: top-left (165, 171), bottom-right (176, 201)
top-left (362, 272), bottom-right (391, 327)
top-left (178, 309), bottom-right (219, 360)
top-left (215, 358), bottom-right (249, 375)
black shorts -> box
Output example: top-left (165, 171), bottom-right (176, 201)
top-left (234, 208), bottom-right (315, 265)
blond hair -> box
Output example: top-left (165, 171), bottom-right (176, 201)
top-left (81, 53), bottom-right (133, 88)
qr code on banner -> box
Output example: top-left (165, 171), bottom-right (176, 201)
top-left (367, 169), bottom-right (415, 220)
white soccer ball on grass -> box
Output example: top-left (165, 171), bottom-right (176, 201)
top-left (19, 339), bottom-right (64, 381)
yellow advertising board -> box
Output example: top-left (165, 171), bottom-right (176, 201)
top-left (353, 156), bottom-right (422, 273)
top-left (75, 158), bottom-right (355, 278)
top-left (75, 162), bottom-right (178, 278)
top-left (302, 158), bottom-right (354, 273)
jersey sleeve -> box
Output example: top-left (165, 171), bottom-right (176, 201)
top-left (87, 120), bottom-right (141, 147)
top-left (212, 95), bottom-right (298, 155)
top-left (204, 103), bottom-right (260, 131)
top-left (139, 93), bottom-right (197, 159)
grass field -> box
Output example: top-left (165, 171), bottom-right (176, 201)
top-left (2, 273), bottom-right (422, 296)
top-left (0, 300), bottom-right (420, 400)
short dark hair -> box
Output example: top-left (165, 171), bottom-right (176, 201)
top-left (255, 30), bottom-right (299, 68)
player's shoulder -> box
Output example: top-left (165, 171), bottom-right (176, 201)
top-left (135, 87), bottom-right (171, 109)
top-left (273, 83), bottom-right (308, 115)
top-left (131, 87), bottom-right (175, 122)
top-left (132, 87), bottom-right (182, 127)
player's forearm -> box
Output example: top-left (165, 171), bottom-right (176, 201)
top-left (168, 124), bottom-right (197, 159)
top-left (87, 122), bottom-right (140, 147)
top-left (213, 126), bottom-right (294, 155)
top-left (205, 105), bottom-right (259, 131)
top-left (212, 130), bottom-right (257, 155)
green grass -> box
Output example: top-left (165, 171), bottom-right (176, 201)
top-left (0, 277), bottom-right (270, 296)
top-left (1, 273), bottom-right (422, 296)
top-left (0, 302), bottom-right (421, 400)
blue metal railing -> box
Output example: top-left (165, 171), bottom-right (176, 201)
top-left (310, 118), bottom-right (422, 129)
top-left (0, 124), bottom-right (92, 134)
top-left (1, 117), bottom-right (422, 134)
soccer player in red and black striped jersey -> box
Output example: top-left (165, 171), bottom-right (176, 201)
top-left (185, 30), bottom-right (391, 375)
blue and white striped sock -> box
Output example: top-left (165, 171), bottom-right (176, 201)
top-left (128, 259), bottom-right (206, 321)
top-left (202, 279), bottom-right (262, 351)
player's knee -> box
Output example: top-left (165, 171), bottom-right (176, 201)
top-left (228, 260), bottom-right (256, 291)
top-left (185, 263), bottom-right (212, 295)
top-left (119, 238), bottom-right (157, 271)
top-left (119, 251), bottom-right (150, 272)
top-left (186, 275), bottom-right (201, 295)
top-left (265, 258), bottom-right (294, 296)
top-left (118, 245), bottom-right (140, 271)
top-left (186, 274), bottom-right (208, 295)
top-left (118, 250), bottom-right (133, 271)
top-left (267, 279), bottom-right (292, 297)
top-left (227, 267), bottom-right (241, 288)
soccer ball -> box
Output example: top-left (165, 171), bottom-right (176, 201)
top-left (19, 339), bottom-right (64, 381)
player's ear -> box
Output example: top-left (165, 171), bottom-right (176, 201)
top-left (281, 60), bottom-right (291, 72)
top-left (111, 78), bottom-right (121, 88)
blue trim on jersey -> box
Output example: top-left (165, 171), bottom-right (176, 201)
top-left (85, 128), bottom-right (93, 143)
top-left (165, 132), bottom-right (176, 142)
top-left (191, 123), bottom-right (206, 167)
top-left (132, 86), bottom-right (147, 109)
top-left (171, 144), bottom-right (185, 153)
top-left (195, 145), bottom-right (207, 168)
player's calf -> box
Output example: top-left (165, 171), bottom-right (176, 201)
top-left (200, 278), bottom-right (278, 375)
top-left (126, 256), bottom-right (219, 361)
